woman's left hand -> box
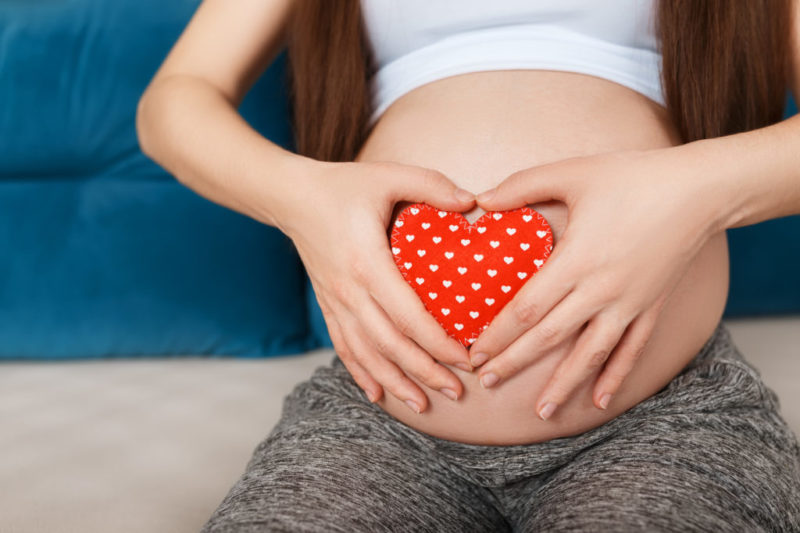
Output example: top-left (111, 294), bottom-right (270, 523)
top-left (467, 146), bottom-right (727, 420)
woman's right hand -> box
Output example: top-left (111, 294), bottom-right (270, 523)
top-left (275, 160), bottom-right (477, 414)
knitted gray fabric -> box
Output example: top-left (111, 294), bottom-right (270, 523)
top-left (200, 321), bottom-right (800, 532)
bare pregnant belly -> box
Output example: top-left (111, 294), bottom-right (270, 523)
top-left (355, 70), bottom-right (730, 445)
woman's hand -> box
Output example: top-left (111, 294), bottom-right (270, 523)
top-left (467, 147), bottom-right (727, 420)
top-left (277, 160), bottom-right (477, 414)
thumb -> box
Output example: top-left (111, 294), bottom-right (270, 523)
top-left (391, 165), bottom-right (476, 212)
top-left (476, 168), bottom-right (568, 211)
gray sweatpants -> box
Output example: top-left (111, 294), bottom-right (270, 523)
top-left (200, 321), bottom-right (800, 532)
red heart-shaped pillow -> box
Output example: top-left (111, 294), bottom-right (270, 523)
top-left (390, 202), bottom-right (554, 347)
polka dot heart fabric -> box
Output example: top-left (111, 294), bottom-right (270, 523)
top-left (390, 202), bottom-right (554, 347)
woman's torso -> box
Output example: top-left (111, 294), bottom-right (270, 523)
top-left (354, 69), bottom-right (730, 445)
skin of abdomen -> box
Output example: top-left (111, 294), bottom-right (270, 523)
top-left (354, 70), bottom-right (730, 445)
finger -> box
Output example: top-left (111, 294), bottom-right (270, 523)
top-left (350, 289), bottom-right (464, 401)
top-left (335, 302), bottom-right (431, 414)
top-left (324, 306), bottom-right (383, 403)
top-left (477, 287), bottom-right (600, 388)
top-left (310, 279), bottom-right (357, 367)
top-left (468, 241), bottom-right (576, 367)
top-left (534, 311), bottom-right (629, 420)
top-left (593, 301), bottom-right (662, 410)
top-left (389, 164), bottom-right (476, 212)
top-left (366, 243), bottom-right (473, 372)
top-left (312, 283), bottom-right (384, 402)
top-left (475, 167), bottom-right (570, 212)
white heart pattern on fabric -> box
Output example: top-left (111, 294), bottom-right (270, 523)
top-left (391, 203), bottom-right (553, 346)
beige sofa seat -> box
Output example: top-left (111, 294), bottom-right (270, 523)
top-left (1, 317), bottom-right (798, 533)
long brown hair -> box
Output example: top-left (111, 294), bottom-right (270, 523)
top-left (286, 1), bottom-right (792, 161)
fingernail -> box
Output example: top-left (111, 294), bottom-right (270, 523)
top-left (455, 362), bottom-right (473, 372)
top-left (538, 402), bottom-right (557, 420)
top-left (405, 399), bottom-right (421, 414)
top-left (598, 393), bottom-right (612, 410)
top-left (440, 388), bottom-right (458, 401)
top-left (454, 188), bottom-right (475, 203)
top-left (476, 187), bottom-right (496, 203)
top-left (470, 352), bottom-right (489, 367)
top-left (480, 372), bottom-right (499, 388)
top-left (365, 390), bottom-right (377, 403)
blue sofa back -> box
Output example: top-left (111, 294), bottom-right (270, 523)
top-left (2, 1), bottom-right (797, 358)
top-left (0, 0), bottom-right (314, 359)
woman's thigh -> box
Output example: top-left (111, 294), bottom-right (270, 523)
top-left (199, 358), bottom-right (510, 533)
top-left (509, 332), bottom-right (800, 532)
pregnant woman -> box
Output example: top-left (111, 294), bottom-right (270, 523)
top-left (137, 0), bottom-right (800, 530)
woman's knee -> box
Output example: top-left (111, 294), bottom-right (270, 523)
top-left (201, 425), bottom-right (506, 532)
top-left (517, 420), bottom-right (800, 532)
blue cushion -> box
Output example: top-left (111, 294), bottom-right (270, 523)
top-left (306, 96), bottom-right (800, 348)
top-left (0, 0), bottom-right (313, 358)
top-left (0, 175), bottom-right (313, 359)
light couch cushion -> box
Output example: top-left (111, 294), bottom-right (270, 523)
top-left (0, 318), bottom-right (797, 533)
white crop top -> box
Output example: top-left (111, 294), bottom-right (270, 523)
top-left (360, 0), bottom-right (663, 126)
